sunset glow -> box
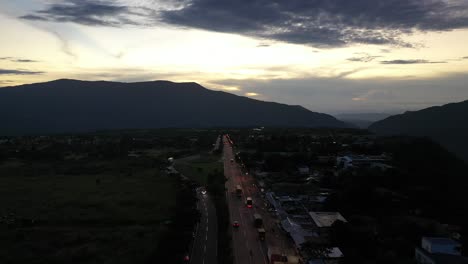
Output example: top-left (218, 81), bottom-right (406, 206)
top-left (1, 0), bottom-right (468, 113)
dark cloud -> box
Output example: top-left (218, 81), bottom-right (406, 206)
top-left (161, 0), bottom-right (468, 47)
top-left (347, 55), bottom-right (382, 62)
top-left (0, 57), bottom-right (39, 63)
top-left (20, 0), bottom-right (155, 27)
top-left (19, 14), bottom-right (49, 21)
top-left (0, 69), bottom-right (44, 75)
top-left (19, 0), bottom-right (468, 48)
top-left (14, 59), bottom-right (39, 63)
top-left (380, 59), bottom-right (446, 64)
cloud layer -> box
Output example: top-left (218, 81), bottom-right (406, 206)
top-left (0, 57), bottom-right (39, 63)
top-left (20, 0), bottom-right (157, 27)
top-left (0, 69), bottom-right (44, 75)
top-left (161, 0), bottom-right (468, 47)
top-left (19, 0), bottom-right (468, 48)
top-left (380, 59), bottom-right (446, 64)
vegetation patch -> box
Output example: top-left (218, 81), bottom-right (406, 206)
top-left (0, 159), bottom-right (177, 264)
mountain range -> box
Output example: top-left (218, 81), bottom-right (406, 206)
top-left (0, 79), bottom-right (347, 135)
top-left (369, 100), bottom-right (468, 161)
top-left (334, 113), bottom-right (394, 128)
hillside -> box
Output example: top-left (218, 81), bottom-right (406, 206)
top-left (369, 100), bottom-right (468, 161)
top-left (0, 79), bottom-right (346, 135)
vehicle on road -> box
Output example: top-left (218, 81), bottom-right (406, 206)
top-left (233, 221), bottom-right (240, 228)
top-left (258, 228), bottom-right (266, 241)
top-left (254, 213), bottom-right (263, 227)
top-left (246, 197), bottom-right (253, 208)
top-left (236, 185), bottom-right (242, 197)
top-left (230, 158), bottom-right (234, 162)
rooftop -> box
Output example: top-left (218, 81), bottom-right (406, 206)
top-left (309, 212), bottom-right (347, 228)
top-left (423, 237), bottom-right (461, 246)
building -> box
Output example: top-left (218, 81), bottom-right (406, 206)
top-left (269, 254), bottom-right (300, 264)
top-left (336, 154), bottom-right (389, 169)
top-left (309, 212), bottom-right (347, 228)
top-left (415, 237), bottom-right (468, 264)
top-left (308, 247), bottom-right (344, 264)
top-left (268, 247), bottom-right (300, 264)
top-left (281, 216), bottom-right (318, 248)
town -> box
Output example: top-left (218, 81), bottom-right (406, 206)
top-left (1, 128), bottom-right (467, 264)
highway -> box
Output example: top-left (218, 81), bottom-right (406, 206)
top-left (223, 135), bottom-right (269, 264)
top-left (190, 188), bottom-right (218, 264)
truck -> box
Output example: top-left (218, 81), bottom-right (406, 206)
top-left (254, 213), bottom-right (263, 227)
top-left (258, 228), bottom-right (266, 241)
top-left (236, 185), bottom-right (242, 197)
top-left (246, 197), bottom-right (253, 208)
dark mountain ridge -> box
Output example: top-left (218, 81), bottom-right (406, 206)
top-left (369, 99), bottom-right (468, 161)
top-left (0, 79), bottom-right (347, 135)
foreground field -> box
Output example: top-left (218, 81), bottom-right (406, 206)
top-left (0, 158), bottom-right (176, 264)
top-left (175, 154), bottom-right (223, 185)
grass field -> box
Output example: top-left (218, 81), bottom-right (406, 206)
top-left (174, 154), bottom-right (223, 185)
top-left (0, 158), bottom-right (177, 264)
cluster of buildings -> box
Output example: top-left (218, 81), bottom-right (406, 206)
top-left (239, 131), bottom-right (467, 263)
top-left (336, 154), bottom-right (393, 171)
top-left (266, 192), bottom-right (346, 264)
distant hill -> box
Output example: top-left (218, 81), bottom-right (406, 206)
top-left (0, 79), bottom-right (347, 135)
top-left (335, 113), bottom-right (393, 128)
top-left (369, 100), bottom-right (468, 161)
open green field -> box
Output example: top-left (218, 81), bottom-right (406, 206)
top-left (0, 158), bottom-right (177, 264)
top-left (174, 154), bottom-right (223, 185)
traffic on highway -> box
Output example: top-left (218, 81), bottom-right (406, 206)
top-left (223, 135), bottom-right (273, 264)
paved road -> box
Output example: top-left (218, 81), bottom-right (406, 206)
top-left (212, 135), bottom-right (221, 153)
top-left (190, 188), bottom-right (218, 264)
top-left (223, 136), bottom-right (269, 264)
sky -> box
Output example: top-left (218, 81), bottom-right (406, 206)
top-left (1, 0), bottom-right (468, 114)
